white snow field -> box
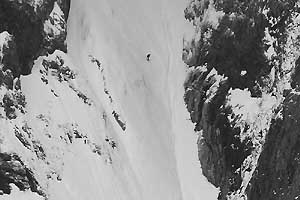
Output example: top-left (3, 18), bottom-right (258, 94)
top-left (0, 0), bottom-right (218, 199)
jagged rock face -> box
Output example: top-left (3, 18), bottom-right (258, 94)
top-left (0, 32), bottom-right (19, 79)
top-left (0, 0), bottom-right (69, 198)
top-left (184, 0), bottom-right (299, 96)
top-left (184, 0), bottom-right (300, 199)
top-left (0, 0), bottom-right (67, 76)
top-left (245, 69), bottom-right (300, 200)
top-left (0, 152), bottom-right (44, 196)
top-left (247, 91), bottom-right (300, 200)
top-left (56, 0), bottom-right (70, 20)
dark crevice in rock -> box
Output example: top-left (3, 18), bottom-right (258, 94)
top-left (14, 126), bottom-right (31, 150)
top-left (0, 152), bottom-right (45, 197)
top-left (291, 57), bottom-right (300, 89)
top-left (57, 0), bottom-right (71, 20)
top-left (112, 111), bottom-right (126, 131)
top-left (0, 0), bottom-right (71, 77)
top-left (184, 67), bottom-right (212, 129)
top-left (246, 93), bottom-right (300, 200)
top-left (0, 0), bottom-right (53, 76)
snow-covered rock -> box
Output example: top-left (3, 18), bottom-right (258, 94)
top-left (0, 0), bottom-right (218, 200)
top-left (183, 0), bottom-right (300, 199)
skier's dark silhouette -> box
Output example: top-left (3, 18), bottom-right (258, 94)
top-left (146, 53), bottom-right (151, 61)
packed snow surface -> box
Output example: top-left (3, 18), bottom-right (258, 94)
top-left (1, 0), bottom-right (218, 199)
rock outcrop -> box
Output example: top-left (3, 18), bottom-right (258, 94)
top-left (184, 0), bottom-right (300, 199)
top-left (0, 0), bottom-right (69, 198)
top-left (0, 0), bottom-right (68, 76)
top-left (0, 152), bottom-right (44, 196)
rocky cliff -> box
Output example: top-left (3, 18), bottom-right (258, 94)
top-left (183, 0), bottom-right (300, 199)
top-left (0, 0), bottom-right (68, 198)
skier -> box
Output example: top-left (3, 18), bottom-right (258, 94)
top-left (146, 53), bottom-right (151, 61)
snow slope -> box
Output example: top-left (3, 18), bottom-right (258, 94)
top-left (1, 0), bottom-right (218, 199)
